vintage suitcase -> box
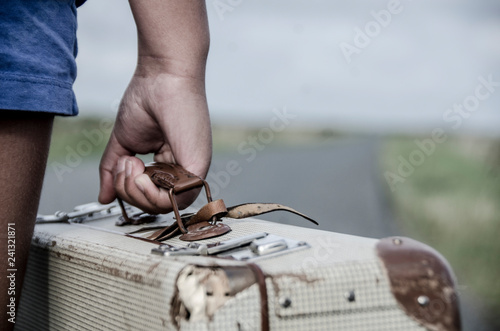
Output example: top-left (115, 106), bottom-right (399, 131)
top-left (16, 201), bottom-right (461, 331)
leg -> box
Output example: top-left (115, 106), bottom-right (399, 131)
top-left (0, 110), bottom-right (53, 331)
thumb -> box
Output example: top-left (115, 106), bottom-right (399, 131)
top-left (98, 134), bottom-right (132, 204)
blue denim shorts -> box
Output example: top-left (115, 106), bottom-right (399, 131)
top-left (0, 0), bottom-right (80, 116)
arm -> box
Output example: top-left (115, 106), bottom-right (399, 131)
top-left (98, 0), bottom-right (212, 213)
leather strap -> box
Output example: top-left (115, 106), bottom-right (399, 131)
top-left (247, 263), bottom-right (269, 331)
top-left (186, 199), bottom-right (228, 225)
top-left (136, 201), bottom-right (317, 242)
top-left (120, 162), bottom-right (318, 242)
top-left (179, 222), bottom-right (232, 241)
top-left (227, 203), bottom-right (318, 225)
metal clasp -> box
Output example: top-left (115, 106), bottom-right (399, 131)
top-left (151, 232), bottom-right (310, 261)
top-left (36, 202), bottom-right (122, 224)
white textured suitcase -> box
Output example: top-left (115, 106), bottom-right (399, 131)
top-left (17, 200), bottom-right (461, 331)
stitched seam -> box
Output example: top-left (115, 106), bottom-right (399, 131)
top-left (0, 74), bottom-right (73, 90)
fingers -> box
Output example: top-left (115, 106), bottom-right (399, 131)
top-left (99, 136), bottom-right (204, 214)
top-left (99, 159), bottom-right (117, 205)
top-left (98, 134), bottom-right (130, 204)
top-left (113, 156), bottom-right (174, 214)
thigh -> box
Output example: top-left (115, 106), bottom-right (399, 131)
top-left (0, 110), bottom-right (54, 331)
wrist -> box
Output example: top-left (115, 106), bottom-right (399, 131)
top-left (135, 54), bottom-right (207, 82)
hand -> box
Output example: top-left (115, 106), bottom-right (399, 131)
top-left (98, 69), bottom-right (212, 214)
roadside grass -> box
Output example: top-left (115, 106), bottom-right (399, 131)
top-left (48, 116), bottom-right (342, 161)
top-left (212, 124), bottom-right (342, 154)
top-left (48, 116), bottom-right (112, 162)
top-left (380, 135), bottom-right (500, 326)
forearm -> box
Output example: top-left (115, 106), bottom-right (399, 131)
top-left (129, 0), bottom-right (210, 79)
top-left (99, 0), bottom-right (212, 206)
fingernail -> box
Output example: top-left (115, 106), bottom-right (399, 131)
top-left (117, 158), bottom-right (126, 173)
top-left (125, 160), bottom-right (132, 177)
top-left (135, 176), bottom-right (146, 193)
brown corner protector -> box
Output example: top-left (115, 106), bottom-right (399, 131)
top-left (376, 237), bottom-right (461, 331)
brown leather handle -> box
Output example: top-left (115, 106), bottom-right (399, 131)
top-left (144, 162), bottom-right (209, 195)
top-left (119, 162), bottom-right (214, 234)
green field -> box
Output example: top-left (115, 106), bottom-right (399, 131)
top-left (48, 116), bottom-right (113, 162)
top-left (380, 135), bottom-right (500, 327)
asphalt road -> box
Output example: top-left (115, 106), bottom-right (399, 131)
top-left (38, 136), bottom-right (492, 331)
top-left (203, 137), bottom-right (398, 238)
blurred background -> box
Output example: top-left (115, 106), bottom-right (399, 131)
top-left (39, 0), bottom-right (499, 329)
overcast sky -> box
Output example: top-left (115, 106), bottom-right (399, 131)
top-left (74, 0), bottom-right (500, 135)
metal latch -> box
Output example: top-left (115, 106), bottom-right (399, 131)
top-left (36, 202), bottom-right (123, 223)
top-left (151, 232), bottom-right (309, 261)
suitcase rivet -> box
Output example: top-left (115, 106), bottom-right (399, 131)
top-left (279, 297), bottom-right (292, 308)
top-left (417, 295), bottom-right (430, 307)
top-left (344, 290), bottom-right (356, 302)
